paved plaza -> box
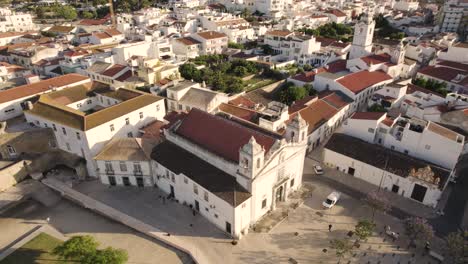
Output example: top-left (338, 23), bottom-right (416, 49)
top-left (0, 198), bottom-right (191, 264)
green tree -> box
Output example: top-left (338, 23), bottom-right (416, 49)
top-left (82, 11), bottom-right (95, 19)
top-left (179, 63), bottom-right (200, 81)
top-left (364, 190), bottom-right (391, 221)
top-left (444, 230), bottom-right (468, 264)
top-left (354, 220), bottom-right (376, 241)
top-left (228, 42), bottom-right (244, 49)
top-left (329, 238), bottom-right (353, 261)
top-left (82, 247), bottom-right (128, 264)
top-left (234, 66), bottom-right (248, 77)
top-left (279, 82), bottom-right (308, 105)
top-left (53, 235), bottom-right (98, 261)
top-left (368, 103), bottom-right (386, 112)
top-left (404, 217), bottom-right (434, 247)
top-left (56, 5), bottom-right (78, 20)
top-left (261, 44), bottom-right (274, 55)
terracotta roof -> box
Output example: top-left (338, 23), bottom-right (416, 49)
top-left (115, 70), bottom-right (133, 82)
top-left (151, 141), bottom-right (251, 206)
top-left (320, 91), bottom-right (352, 109)
top-left (436, 60), bottom-right (468, 72)
top-left (163, 111), bottom-right (187, 129)
top-left (0, 31), bottom-right (34, 39)
top-left (176, 37), bottom-right (201, 46)
top-left (218, 103), bottom-right (259, 123)
top-left (95, 137), bottom-right (157, 161)
top-left (337, 70), bottom-right (392, 94)
top-left (382, 117), bottom-right (394, 127)
top-left (361, 53), bottom-right (392, 66)
top-left (325, 59), bottom-right (347, 73)
top-left (406, 84), bottom-right (444, 97)
top-left (325, 133), bottom-right (450, 189)
top-left (79, 18), bottom-right (108, 26)
top-left (47, 25), bottom-right (75, 34)
top-left (141, 120), bottom-right (165, 141)
top-left (291, 69), bottom-right (326, 83)
top-left (101, 64), bottom-right (127, 77)
top-left (351, 112), bottom-right (386, 120)
top-left (289, 96), bottom-right (317, 114)
top-left (418, 66), bottom-right (468, 84)
top-left (265, 30), bottom-right (293, 37)
top-left (0, 74), bottom-right (89, 104)
top-left (229, 95), bottom-right (257, 109)
top-left (427, 122), bottom-right (461, 142)
top-left (196, 31), bottom-right (227, 40)
top-left (326, 9), bottom-right (347, 17)
top-left (294, 99), bottom-right (338, 134)
top-left (174, 109), bottom-right (279, 163)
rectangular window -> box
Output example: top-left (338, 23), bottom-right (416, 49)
top-left (166, 170), bottom-right (169, 178)
top-left (171, 173), bottom-right (175, 183)
top-left (110, 124), bottom-right (114, 132)
top-left (290, 178), bottom-right (295, 187)
top-left (66, 143), bottom-right (71, 151)
top-left (204, 191), bottom-right (209, 202)
top-left (368, 128), bottom-right (375, 133)
top-left (156, 105), bottom-right (160, 111)
top-left (6, 145), bottom-right (16, 155)
top-left (134, 162), bottom-right (142, 173)
top-left (120, 162), bottom-right (127, 171)
top-left (125, 117), bottom-right (130, 125)
top-left (105, 161), bottom-right (113, 172)
top-left (139, 112), bottom-right (143, 119)
top-left (184, 177), bottom-right (188, 184)
top-left (127, 132), bottom-right (133, 138)
top-left (193, 184), bottom-right (198, 194)
top-left (262, 199), bottom-right (267, 209)
top-left (62, 127), bottom-right (67, 135)
top-left (76, 132), bottom-right (81, 140)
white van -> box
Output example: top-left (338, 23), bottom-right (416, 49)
top-left (322, 191), bottom-right (341, 209)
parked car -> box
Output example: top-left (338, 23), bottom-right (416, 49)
top-left (314, 165), bottom-right (323, 175)
top-left (322, 191), bottom-right (341, 209)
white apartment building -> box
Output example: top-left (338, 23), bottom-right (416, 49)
top-left (199, 15), bottom-right (254, 43)
top-left (191, 31), bottom-right (228, 55)
top-left (24, 84), bottom-right (166, 176)
top-left (439, 0), bottom-right (468, 33)
top-left (149, 108), bottom-right (308, 238)
top-left (171, 37), bottom-right (201, 59)
top-left (324, 133), bottom-right (451, 207)
top-left (0, 8), bottom-right (36, 32)
top-left (438, 42), bottom-right (468, 64)
top-left (341, 112), bottom-right (465, 169)
top-left (0, 74), bottom-right (90, 121)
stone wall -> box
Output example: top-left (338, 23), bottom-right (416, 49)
top-left (0, 160), bottom-right (31, 192)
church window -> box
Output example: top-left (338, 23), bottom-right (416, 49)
top-left (256, 158), bottom-right (260, 169)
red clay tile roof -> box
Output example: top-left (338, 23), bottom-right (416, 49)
top-left (175, 109), bottom-right (278, 162)
top-left (176, 37), bottom-right (201, 45)
top-left (0, 74), bottom-right (89, 104)
top-left (327, 9), bottom-right (347, 17)
top-left (289, 96), bottom-right (317, 114)
top-left (79, 18), bottom-right (109, 26)
top-left (115, 70), bottom-right (133, 82)
top-left (418, 66), bottom-right (468, 84)
top-left (196, 31), bottom-right (227, 40)
top-left (141, 120), bottom-right (165, 141)
top-left (361, 53), bottom-right (392, 66)
top-left (229, 95), bottom-right (257, 109)
top-left (265, 30), bottom-right (293, 37)
top-left (337, 70), bottom-right (392, 94)
top-left (325, 59), bottom-right (347, 73)
top-left (382, 117), bottom-right (395, 127)
top-left (101, 64), bottom-right (127, 77)
top-left (291, 68), bottom-right (327, 83)
top-left (162, 111), bottom-right (187, 130)
top-left (436, 60), bottom-right (468, 72)
top-left (293, 99), bottom-right (338, 134)
top-left (218, 103), bottom-right (258, 122)
top-left (321, 92), bottom-right (351, 109)
top-left (351, 112), bottom-right (386, 120)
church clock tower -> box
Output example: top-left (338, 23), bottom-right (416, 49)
top-left (349, 11), bottom-right (375, 59)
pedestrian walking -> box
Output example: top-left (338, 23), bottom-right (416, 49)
top-left (162, 196), bottom-right (166, 204)
top-left (425, 241), bottom-right (430, 251)
top-left (328, 224), bottom-right (333, 232)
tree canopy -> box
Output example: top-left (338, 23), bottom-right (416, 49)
top-left (354, 219), bottom-right (376, 241)
top-left (404, 217), bottom-right (434, 247)
top-left (277, 82), bottom-right (315, 105)
top-left (374, 14), bottom-right (406, 40)
top-left (53, 235), bottom-right (128, 264)
top-left (299, 23), bottom-right (353, 41)
top-left (444, 230), bottom-right (468, 264)
top-left (413, 77), bottom-right (448, 96)
top-left (364, 190), bottom-right (391, 221)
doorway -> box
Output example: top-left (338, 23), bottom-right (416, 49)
top-left (411, 184), bottom-right (427, 203)
top-left (136, 177), bottom-right (144, 187)
top-left (225, 222), bottom-right (231, 234)
top-left (275, 185), bottom-right (284, 203)
top-left (123, 177), bottom-right (130, 186)
top-left (108, 176), bottom-right (116, 186)
top-left (391, 184), bottom-right (399, 193)
top-left (170, 185), bottom-right (175, 198)
top-left (348, 167), bottom-right (355, 176)
top-left (194, 200), bottom-right (200, 212)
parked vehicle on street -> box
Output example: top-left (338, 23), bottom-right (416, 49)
top-left (322, 191), bottom-right (340, 208)
top-left (314, 165), bottom-right (323, 175)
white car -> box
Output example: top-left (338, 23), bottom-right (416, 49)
top-left (322, 191), bottom-right (341, 209)
top-left (314, 165), bottom-right (324, 175)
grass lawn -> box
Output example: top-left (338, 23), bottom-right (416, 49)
top-left (0, 233), bottom-right (65, 264)
top-left (244, 77), bottom-right (278, 92)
